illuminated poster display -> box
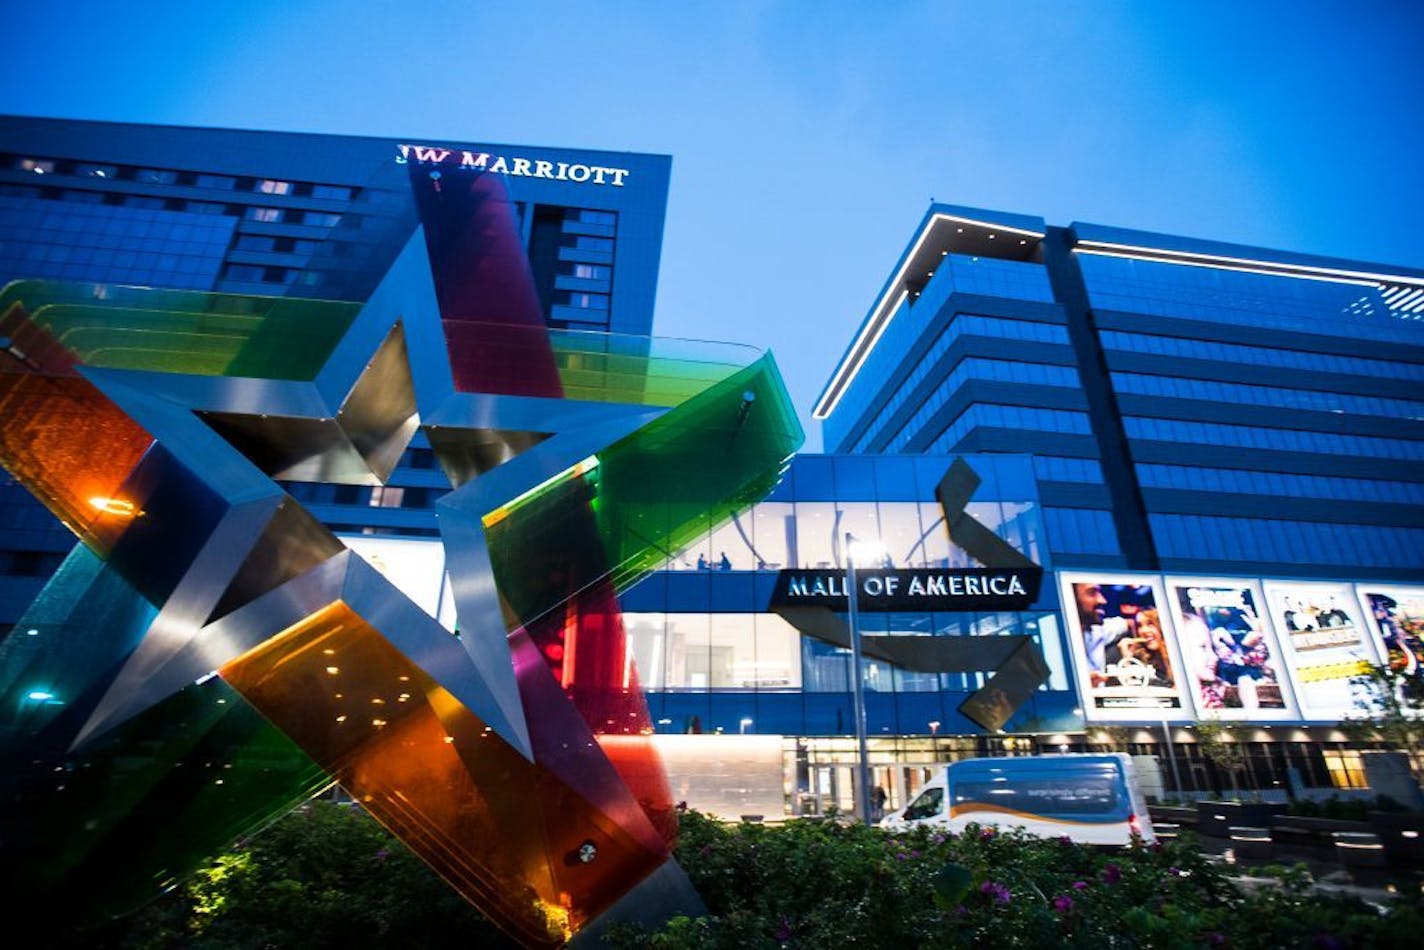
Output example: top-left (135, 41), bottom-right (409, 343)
top-left (1263, 581), bottom-right (1381, 720)
top-left (340, 535), bottom-right (457, 632)
top-left (1059, 573), bottom-right (1190, 721)
top-left (1356, 585), bottom-right (1424, 677)
top-left (1166, 577), bottom-right (1296, 720)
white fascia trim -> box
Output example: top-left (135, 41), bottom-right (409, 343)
top-left (812, 213), bottom-right (1045, 420)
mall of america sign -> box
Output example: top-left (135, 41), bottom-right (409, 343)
top-left (771, 567), bottom-right (1043, 612)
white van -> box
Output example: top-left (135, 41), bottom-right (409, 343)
top-left (880, 753), bottom-right (1155, 845)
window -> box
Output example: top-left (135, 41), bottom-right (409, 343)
top-left (196, 174), bottom-right (236, 189)
top-left (77, 163), bottom-right (117, 179)
top-left (303, 211), bottom-right (342, 227)
top-left (574, 209), bottom-right (616, 227)
top-left (368, 486), bottom-right (404, 508)
top-left (124, 196), bottom-right (165, 209)
top-left (235, 235), bottom-right (278, 252)
top-left (903, 786), bottom-right (944, 820)
top-left (135, 168), bottom-right (177, 184)
top-left (61, 190), bottom-right (104, 204)
top-left (185, 201), bottom-right (227, 215)
top-left (18, 158), bottom-right (55, 174)
top-left (571, 263), bottom-right (608, 280)
top-left (1322, 749), bottom-right (1368, 789)
top-left (223, 264), bottom-right (265, 282)
top-left (246, 207), bottom-right (283, 223)
top-left (312, 184), bottom-right (353, 200)
top-left (256, 179), bottom-right (293, 195)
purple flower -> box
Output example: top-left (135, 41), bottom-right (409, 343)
top-left (979, 828), bottom-right (996, 841)
top-left (1071, 880), bottom-right (1088, 891)
top-left (1058, 835), bottom-right (1074, 846)
top-left (895, 852), bottom-right (909, 861)
top-left (1167, 866), bottom-right (1181, 877)
top-left (979, 881), bottom-right (1011, 905)
top-left (774, 915), bottom-right (794, 941)
top-left (1053, 895), bottom-right (1074, 915)
top-left (375, 848), bottom-right (390, 861)
top-left (1101, 863), bottom-right (1122, 884)
top-left (1208, 933), bottom-right (1226, 946)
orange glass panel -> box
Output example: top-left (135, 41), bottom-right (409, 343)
top-left (219, 602), bottom-right (668, 947)
top-left (0, 371), bottom-right (152, 553)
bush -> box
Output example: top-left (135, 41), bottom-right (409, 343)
top-left (610, 811), bottom-right (1424, 949)
top-left (62, 802), bottom-right (512, 949)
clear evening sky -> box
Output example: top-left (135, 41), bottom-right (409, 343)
top-left (3, 1), bottom-right (1421, 449)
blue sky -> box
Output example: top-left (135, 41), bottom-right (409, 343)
top-left (4, 1), bottom-right (1421, 449)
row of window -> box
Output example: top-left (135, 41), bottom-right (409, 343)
top-left (1032, 455), bottom-right (1106, 484)
top-left (661, 499), bottom-right (1043, 573)
top-left (842, 310), bottom-right (1075, 454)
top-left (624, 610), bottom-right (1067, 693)
top-left (831, 303), bottom-right (1069, 451)
top-left (10, 155), bottom-right (354, 201)
top-left (924, 404), bottom-right (1093, 454)
top-left (1124, 415), bottom-right (1424, 461)
top-left (0, 184), bottom-right (346, 228)
top-left (1042, 506), bottom-right (1122, 556)
top-left (1098, 329), bottom-right (1422, 381)
top-left (284, 483), bottom-right (435, 508)
top-left (1136, 463), bottom-right (1424, 506)
top-left (1111, 371), bottom-right (1424, 420)
top-left (916, 254), bottom-right (1056, 310)
top-left (1150, 513), bottom-right (1424, 570)
top-left (1081, 254), bottom-right (1412, 343)
top-left (873, 357), bottom-right (1082, 454)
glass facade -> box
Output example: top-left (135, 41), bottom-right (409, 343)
top-left (620, 453), bottom-right (1080, 740)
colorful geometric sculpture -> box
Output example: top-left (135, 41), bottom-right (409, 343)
top-left (0, 159), bottom-right (802, 944)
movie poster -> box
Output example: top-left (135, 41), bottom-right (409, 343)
top-left (1059, 573), bottom-right (1191, 721)
top-left (1263, 581), bottom-right (1381, 721)
top-left (1166, 577), bottom-right (1296, 720)
top-left (1356, 585), bottom-right (1424, 678)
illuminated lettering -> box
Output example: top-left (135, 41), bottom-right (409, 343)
top-left (929, 576), bottom-right (948, 596)
top-left (568, 164), bottom-right (591, 183)
top-left (885, 575), bottom-right (901, 596)
top-left (411, 146), bottom-right (451, 163)
top-left (965, 577), bottom-right (982, 596)
top-left (487, 156), bottom-right (509, 175)
top-left (1009, 575), bottom-right (1026, 595)
top-left (788, 577), bottom-right (809, 597)
top-left (908, 575), bottom-right (926, 596)
top-left (555, 162), bottom-right (569, 180)
top-left (533, 160), bottom-right (554, 179)
top-left (947, 575), bottom-right (963, 596)
top-left (811, 577), bottom-right (828, 596)
top-left (609, 168), bottom-right (630, 187)
top-left (864, 577), bottom-right (884, 596)
top-left (989, 576), bottom-right (1007, 595)
top-left (394, 145), bottom-right (629, 186)
top-left (511, 158), bottom-right (532, 177)
top-left (461, 151), bottom-right (490, 169)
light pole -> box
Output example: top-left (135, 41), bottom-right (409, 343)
top-left (844, 531), bottom-right (877, 825)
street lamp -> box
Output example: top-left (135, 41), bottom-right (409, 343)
top-left (845, 530), bottom-right (882, 825)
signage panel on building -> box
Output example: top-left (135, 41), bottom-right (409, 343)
top-left (1165, 576), bottom-right (1298, 721)
top-left (1263, 581), bottom-right (1383, 721)
top-left (770, 566), bottom-right (1042, 612)
top-left (1355, 584), bottom-right (1424, 678)
top-left (1058, 572), bottom-right (1192, 722)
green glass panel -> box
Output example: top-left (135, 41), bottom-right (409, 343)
top-left (549, 330), bottom-right (761, 407)
top-left (0, 279), bottom-right (360, 379)
top-left (0, 544), bottom-right (327, 920)
top-left (484, 350), bottom-right (802, 623)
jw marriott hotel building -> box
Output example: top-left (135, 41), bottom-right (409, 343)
top-left (2, 116), bottom-right (1422, 820)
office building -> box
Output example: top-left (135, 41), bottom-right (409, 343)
top-left (0, 115), bottom-right (672, 635)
